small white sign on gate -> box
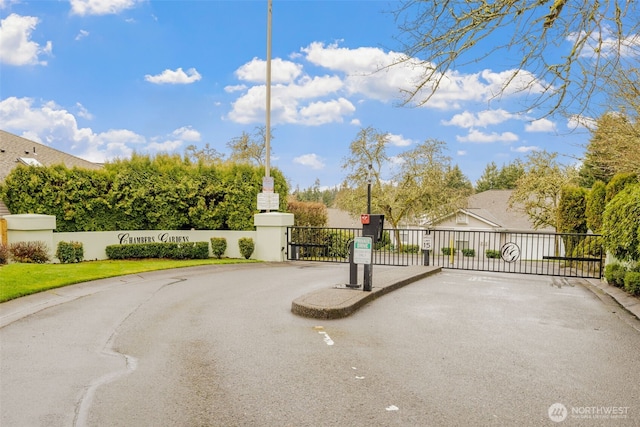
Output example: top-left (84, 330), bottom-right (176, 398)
top-left (422, 232), bottom-right (433, 251)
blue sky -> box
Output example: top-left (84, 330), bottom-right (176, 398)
top-left (1, 0), bottom-right (592, 190)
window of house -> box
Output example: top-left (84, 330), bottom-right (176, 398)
top-left (456, 212), bottom-right (468, 224)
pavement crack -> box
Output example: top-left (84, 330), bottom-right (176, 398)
top-left (73, 278), bottom-right (185, 427)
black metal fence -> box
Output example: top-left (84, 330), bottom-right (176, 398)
top-left (286, 226), bottom-right (604, 278)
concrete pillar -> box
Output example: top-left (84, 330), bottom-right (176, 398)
top-left (5, 214), bottom-right (56, 261)
top-left (254, 212), bottom-right (294, 262)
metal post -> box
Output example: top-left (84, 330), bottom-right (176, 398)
top-left (367, 164), bottom-right (372, 215)
top-left (348, 240), bottom-right (358, 288)
top-left (265, 0), bottom-right (272, 211)
top-left (364, 164), bottom-right (373, 292)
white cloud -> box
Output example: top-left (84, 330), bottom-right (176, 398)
top-left (457, 150), bottom-right (467, 156)
top-left (227, 41), bottom-right (549, 126)
top-left (224, 84), bottom-right (247, 93)
top-left (457, 129), bottom-right (519, 143)
top-left (235, 57), bottom-right (303, 84)
top-left (147, 139), bottom-right (183, 153)
top-left (172, 126), bottom-right (200, 142)
top-left (567, 28), bottom-right (640, 59)
top-left (294, 153), bottom-right (325, 170)
top-left (145, 67), bottom-right (202, 85)
top-left (298, 98), bottom-right (355, 125)
top-left (387, 133), bottom-right (413, 147)
top-left (0, 96), bottom-right (197, 162)
top-left (0, 14), bottom-right (52, 66)
top-left (75, 29), bottom-right (89, 41)
top-left (567, 114), bottom-right (596, 130)
top-left (525, 118), bottom-right (556, 132)
top-left (70, 0), bottom-right (143, 16)
top-left (443, 109), bottom-right (516, 128)
top-left (75, 102), bottom-right (94, 120)
top-left (511, 145), bottom-right (539, 153)
top-left (0, 0), bottom-right (20, 9)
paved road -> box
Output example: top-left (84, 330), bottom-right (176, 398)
top-left (1, 263), bottom-right (639, 426)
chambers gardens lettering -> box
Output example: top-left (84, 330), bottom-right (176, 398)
top-left (118, 233), bottom-right (190, 244)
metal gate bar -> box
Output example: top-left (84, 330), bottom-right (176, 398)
top-left (286, 226), bottom-right (603, 278)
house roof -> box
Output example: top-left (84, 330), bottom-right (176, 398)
top-left (327, 208), bottom-right (361, 228)
top-left (0, 130), bottom-right (103, 216)
top-left (433, 189), bottom-right (554, 232)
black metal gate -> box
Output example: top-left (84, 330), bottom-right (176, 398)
top-left (286, 227), bottom-right (603, 279)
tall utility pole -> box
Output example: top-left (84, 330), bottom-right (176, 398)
top-left (265, 0), bottom-right (272, 182)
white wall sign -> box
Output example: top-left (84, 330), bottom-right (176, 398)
top-left (257, 192), bottom-right (279, 210)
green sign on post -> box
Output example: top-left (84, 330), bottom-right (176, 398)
top-left (353, 236), bottom-right (372, 265)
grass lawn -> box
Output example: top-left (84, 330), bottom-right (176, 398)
top-left (0, 258), bottom-right (259, 303)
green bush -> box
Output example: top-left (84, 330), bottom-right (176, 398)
top-left (401, 244), bottom-right (420, 254)
top-left (604, 263), bottom-right (627, 287)
top-left (210, 237), bottom-right (227, 259)
top-left (56, 241), bottom-right (84, 263)
top-left (462, 248), bottom-right (476, 257)
top-left (105, 242), bottom-right (209, 260)
top-left (375, 230), bottom-right (391, 250)
top-left (486, 249), bottom-right (501, 259)
top-left (238, 237), bottom-right (255, 259)
top-left (9, 241), bottom-right (50, 263)
top-left (0, 243), bottom-right (8, 265)
top-left (602, 184), bottom-right (640, 262)
top-left (624, 272), bottom-right (640, 296)
top-left (442, 247), bottom-right (452, 255)
top-left (326, 231), bottom-right (351, 258)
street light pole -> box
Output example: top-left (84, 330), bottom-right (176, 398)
top-left (367, 164), bottom-right (372, 214)
top-left (265, 0), bottom-right (272, 181)
top-left (264, 0), bottom-right (272, 213)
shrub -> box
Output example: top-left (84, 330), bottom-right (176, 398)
top-left (0, 243), bottom-right (8, 265)
top-left (462, 248), bottom-right (476, 257)
top-left (105, 242), bottom-right (209, 260)
top-left (375, 230), bottom-right (391, 250)
top-left (326, 230), bottom-right (351, 258)
top-left (401, 244), bottom-right (420, 254)
top-left (623, 272), bottom-right (640, 296)
top-left (9, 241), bottom-right (50, 263)
top-left (56, 241), bottom-right (84, 263)
top-left (604, 263), bottom-right (627, 287)
top-left (441, 247), bottom-right (452, 255)
top-left (210, 237), bottom-right (227, 259)
top-left (486, 249), bottom-right (501, 259)
top-left (238, 237), bottom-right (255, 259)
top-left (602, 184), bottom-right (640, 262)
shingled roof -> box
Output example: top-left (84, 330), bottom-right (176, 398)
top-left (427, 189), bottom-right (554, 232)
top-left (0, 130), bottom-right (103, 216)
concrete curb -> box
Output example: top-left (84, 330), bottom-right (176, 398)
top-left (583, 278), bottom-right (640, 321)
top-left (291, 266), bottom-right (442, 319)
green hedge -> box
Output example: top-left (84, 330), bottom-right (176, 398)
top-left (624, 272), bottom-right (640, 296)
top-left (238, 237), bottom-right (255, 259)
top-left (56, 241), bottom-right (84, 263)
top-left (210, 237), bottom-right (227, 259)
top-left (604, 263), bottom-right (626, 287)
top-left (106, 242), bottom-right (209, 260)
top-left (0, 155), bottom-right (288, 232)
top-left (462, 248), bottom-right (475, 257)
top-left (486, 249), bottom-right (500, 259)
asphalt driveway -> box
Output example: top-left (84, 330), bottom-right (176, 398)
top-left (1, 263), bottom-right (639, 426)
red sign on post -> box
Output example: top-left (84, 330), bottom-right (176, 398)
top-left (360, 214), bottom-right (370, 224)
